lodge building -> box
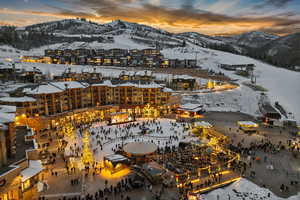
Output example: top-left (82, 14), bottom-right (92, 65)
top-left (22, 48), bottom-right (197, 68)
top-left (0, 80), bottom-right (175, 118)
top-left (54, 67), bottom-right (103, 83)
top-left (119, 70), bottom-right (154, 82)
top-left (169, 75), bottom-right (200, 91)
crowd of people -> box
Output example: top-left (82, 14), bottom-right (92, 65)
top-left (228, 128), bottom-right (300, 195)
top-left (36, 115), bottom-right (299, 200)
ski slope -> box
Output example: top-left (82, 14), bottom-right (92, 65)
top-left (163, 45), bottom-right (300, 123)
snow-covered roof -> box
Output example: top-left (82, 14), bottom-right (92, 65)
top-left (118, 82), bottom-right (138, 87)
top-left (135, 70), bottom-right (153, 76)
top-left (92, 80), bottom-right (115, 87)
top-left (0, 105), bottom-right (16, 113)
top-left (194, 121), bottom-right (213, 128)
top-left (50, 81), bottom-right (88, 90)
top-left (180, 103), bottom-right (201, 110)
top-left (163, 87), bottom-right (173, 93)
top-left (104, 154), bottom-right (128, 162)
top-left (0, 96), bottom-right (36, 102)
top-left (0, 113), bottom-right (15, 124)
top-left (25, 81), bottom-right (88, 95)
top-left (21, 160), bottom-right (43, 182)
top-left (120, 71), bottom-right (135, 76)
top-left (93, 80), bottom-right (163, 89)
top-left (121, 70), bottom-right (153, 77)
top-left (178, 103), bottom-right (203, 112)
top-left (123, 142), bottom-right (158, 155)
top-left (26, 84), bottom-right (63, 94)
top-left (134, 82), bottom-right (162, 89)
top-left (173, 75), bottom-right (195, 80)
top-left (0, 104), bottom-right (16, 125)
top-left (237, 121), bottom-right (258, 127)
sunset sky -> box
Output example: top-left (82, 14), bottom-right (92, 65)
top-left (0, 0), bottom-right (300, 35)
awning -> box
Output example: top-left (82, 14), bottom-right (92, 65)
top-left (237, 121), bottom-right (258, 128)
top-left (21, 160), bottom-right (43, 182)
top-left (104, 154), bottom-right (129, 163)
top-left (194, 121), bottom-right (213, 128)
top-left (37, 181), bottom-right (45, 192)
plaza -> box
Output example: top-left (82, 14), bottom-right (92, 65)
top-left (31, 110), bottom-right (299, 200)
top-left (26, 114), bottom-right (241, 200)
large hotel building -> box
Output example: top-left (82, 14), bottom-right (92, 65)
top-left (0, 80), bottom-right (178, 130)
top-left (0, 79), bottom-right (177, 199)
top-left (1, 80), bottom-right (174, 117)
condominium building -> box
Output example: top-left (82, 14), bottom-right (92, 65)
top-left (0, 81), bottom-right (174, 118)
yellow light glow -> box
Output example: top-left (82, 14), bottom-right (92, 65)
top-left (81, 130), bottom-right (94, 165)
top-left (190, 170), bottom-right (231, 184)
top-left (191, 177), bottom-right (241, 194)
top-left (98, 167), bottom-right (131, 180)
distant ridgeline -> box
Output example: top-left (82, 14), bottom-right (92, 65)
top-left (0, 19), bottom-right (299, 70)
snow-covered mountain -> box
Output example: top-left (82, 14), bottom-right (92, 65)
top-left (229, 31), bottom-right (279, 48)
top-left (21, 18), bottom-right (110, 35)
top-left (23, 19), bottom-right (170, 36)
top-left (175, 32), bottom-right (225, 47)
top-left (262, 32), bottom-right (300, 67)
top-left (0, 18), bottom-right (299, 69)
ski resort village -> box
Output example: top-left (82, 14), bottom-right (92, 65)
top-left (0, 18), bottom-right (299, 200)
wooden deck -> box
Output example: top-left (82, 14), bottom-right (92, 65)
top-left (189, 171), bottom-right (241, 194)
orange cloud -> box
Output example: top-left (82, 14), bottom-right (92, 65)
top-left (0, 5), bottom-right (299, 36)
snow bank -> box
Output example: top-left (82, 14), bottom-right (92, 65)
top-left (203, 178), bottom-right (300, 200)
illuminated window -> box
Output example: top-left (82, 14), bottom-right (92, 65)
top-left (22, 179), bottom-right (31, 191)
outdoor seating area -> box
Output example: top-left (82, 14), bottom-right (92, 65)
top-left (149, 128), bottom-right (240, 197)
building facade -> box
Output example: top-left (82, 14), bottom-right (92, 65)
top-left (0, 81), bottom-right (174, 119)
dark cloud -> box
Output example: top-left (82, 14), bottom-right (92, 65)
top-left (1, 0), bottom-right (300, 35)
top-left (181, 0), bottom-right (196, 10)
top-left (49, 1), bottom-right (300, 35)
top-left (254, 0), bottom-right (294, 9)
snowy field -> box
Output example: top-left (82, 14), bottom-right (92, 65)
top-left (162, 45), bottom-right (300, 123)
top-left (182, 85), bottom-right (261, 117)
top-left (203, 178), bottom-right (300, 200)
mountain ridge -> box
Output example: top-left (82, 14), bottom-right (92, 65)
top-left (0, 18), bottom-right (299, 70)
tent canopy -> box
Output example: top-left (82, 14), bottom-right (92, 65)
top-left (123, 142), bottom-right (158, 156)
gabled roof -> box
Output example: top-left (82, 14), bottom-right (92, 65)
top-left (178, 103), bottom-right (203, 112)
top-left (0, 96), bottom-right (36, 102)
top-left (0, 105), bottom-right (16, 124)
top-left (173, 75), bottom-right (195, 80)
top-left (135, 70), bottom-right (153, 76)
top-left (92, 80), bottom-right (115, 87)
top-left (163, 87), bottom-right (173, 93)
top-left (92, 80), bottom-right (163, 89)
top-left (25, 81), bottom-right (89, 95)
top-left (0, 113), bottom-right (15, 124)
top-left (50, 81), bottom-right (88, 90)
top-left (26, 84), bottom-right (63, 94)
top-left (0, 105), bottom-right (17, 113)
